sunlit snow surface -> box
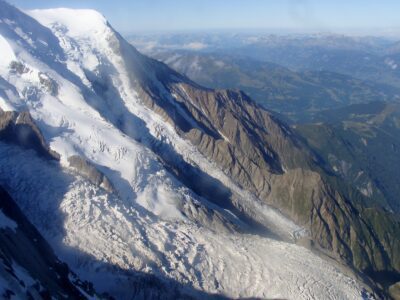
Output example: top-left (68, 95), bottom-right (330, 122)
top-left (0, 5), bottom-right (372, 299)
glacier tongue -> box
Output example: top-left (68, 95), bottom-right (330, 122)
top-left (0, 142), bottom-right (367, 299)
top-left (0, 2), bottom-right (372, 299)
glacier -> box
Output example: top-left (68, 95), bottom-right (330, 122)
top-left (0, 2), bottom-right (374, 299)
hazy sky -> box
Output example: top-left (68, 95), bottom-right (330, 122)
top-left (7, 0), bottom-right (400, 34)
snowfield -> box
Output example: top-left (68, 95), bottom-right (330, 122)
top-left (0, 143), bottom-right (367, 299)
top-left (0, 3), bottom-right (373, 299)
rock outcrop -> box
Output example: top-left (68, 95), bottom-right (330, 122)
top-left (68, 155), bottom-right (115, 194)
top-left (126, 51), bottom-right (400, 292)
top-left (0, 109), bottom-right (59, 160)
top-left (0, 186), bottom-right (97, 299)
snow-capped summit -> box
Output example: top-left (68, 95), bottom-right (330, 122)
top-left (0, 1), bottom-right (387, 299)
top-left (30, 8), bottom-right (108, 37)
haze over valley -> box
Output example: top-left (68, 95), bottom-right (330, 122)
top-left (1, 1), bottom-right (400, 299)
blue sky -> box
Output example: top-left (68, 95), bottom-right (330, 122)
top-left (7, 0), bottom-right (400, 34)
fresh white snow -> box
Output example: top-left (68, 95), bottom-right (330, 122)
top-left (0, 35), bottom-right (15, 71)
top-left (0, 143), bottom-right (369, 300)
top-left (0, 3), bottom-right (373, 299)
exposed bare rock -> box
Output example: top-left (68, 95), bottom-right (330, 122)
top-left (389, 282), bottom-right (400, 300)
top-left (0, 109), bottom-right (60, 160)
top-left (124, 51), bottom-right (400, 289)
top-left (68, 155), bottom-right (115, 193)
top-left (9, 61), bottom-right (29, 75)
top-left (169, 83), bottom-right (400, 282)
top-left (0, 186), bottom-right (98, 299)
top-left (38, 72), bottom-right (58, 96)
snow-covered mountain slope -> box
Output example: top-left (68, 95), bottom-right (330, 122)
top-left (0, 142), bottom-right (368, 299)
top-left (0, 1), bottom-right (377, 299)
top-left (0, 185), bottom-right (100, 299)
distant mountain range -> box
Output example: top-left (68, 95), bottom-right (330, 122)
top-left (130, 32), bottom-right (400, 88)
top-left (129, 31), bottom-right (400, 298)
top-left (0, 2), bottom-right (399, 299)
top-left (146, 50), bottom-right (400, 121)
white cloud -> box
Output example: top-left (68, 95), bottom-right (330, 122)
top-left (182, 42), bottom-right (208, 50)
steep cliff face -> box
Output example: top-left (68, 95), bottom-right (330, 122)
top-left (0, 1), bottom-right (397, 298)
top-left (0, 186), bottom-right (98, 299)
top-left (0, 110), bottom-right (59, 160)
top-left (68, 155), bottom-right (115, 193)
top-left (129, 53), bottom-right (400, 287)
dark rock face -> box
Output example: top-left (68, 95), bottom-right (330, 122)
top-left (164, 82), bottom-right (400, 287)
top-left (0, 186), bottom-right (95, 299)
top-left (120, 47), bottom-right (400, 291)
top-left (0, 110), bottom-right (60, 160)
top-left (38, 72), bottom-right (59, 96)
top-left (68, 155), bottom-right (114, 193)
top-left (9, 61), bottom-right (29, 75)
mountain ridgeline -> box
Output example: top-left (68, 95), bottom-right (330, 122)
top-left (147, 51), bottom-right (400, 122)
top-left (128, 48), bottom-right (400, 290)
top-left (0, 1), bottom-right (399, 299)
